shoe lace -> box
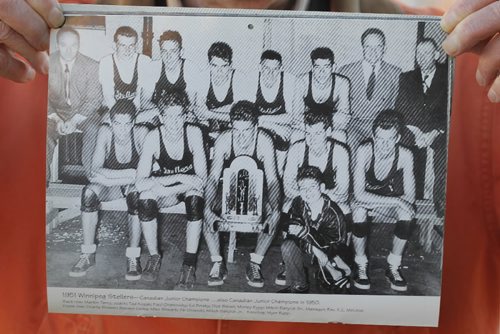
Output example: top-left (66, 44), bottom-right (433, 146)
top-left (145, 255), bottom-right (160, 272)
top-left (75, 254), bottom-right (90, 269)
top-left (250, 262), bottom-right (262, 279)
top-left (128, 258), bottom-right (138, 272)
top-left (358, 263), bottom-right (368, 280)
top-left (182, 265), bottom-right (194, 282)
top-left (390, 265), bottom-right (403, 281)
top-left (210, 262), bottom-right (221, 278)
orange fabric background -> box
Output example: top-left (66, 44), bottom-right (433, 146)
top-left (0, 5), bottom-right (498, 334)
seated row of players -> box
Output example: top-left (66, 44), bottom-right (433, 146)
top-left (69, 95), bottom-right (416, 293)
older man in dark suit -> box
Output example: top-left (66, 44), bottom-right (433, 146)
top-left (339, 28), bottom-right (401, 155)
top-left (47, 26), bottom-right (103, 182)
top-left (395, 38), bottom-right (448, 217)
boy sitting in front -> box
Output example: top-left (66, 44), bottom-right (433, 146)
top-left (279, 166), bottom-right (350, 293)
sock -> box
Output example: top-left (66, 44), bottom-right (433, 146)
top-left (211, 255), bottom-right (223, 263)
top-left (250, 253), bottom-right (264, 265)
top-left (183, 252), bottom-right (197, 267)
top-left (387, 253), bottom-right (402, 267)
top-left (126, 247), bottom-right (141, 259)
top-left (81, 244), bottom-right (96, 254)
top-left (354, 254), bottom-right (368, 266)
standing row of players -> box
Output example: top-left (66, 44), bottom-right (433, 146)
top-left (49, 25), bottom-right (446, 292)
top-left (48, 24), bottom-right (447, 213)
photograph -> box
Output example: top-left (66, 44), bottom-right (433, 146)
top-left (45, 5), bottom-right (452, 325)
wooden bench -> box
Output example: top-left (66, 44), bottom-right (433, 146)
top-left (46, 184), bottom-right (443, 261)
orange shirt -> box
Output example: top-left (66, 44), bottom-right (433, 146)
top-left (0, 6), bottom-right (498, 334)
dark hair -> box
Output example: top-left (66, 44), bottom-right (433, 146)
top-left (114, 26), bottom-right (138, 43)
top-left (230, 100), bottom-right (259, 125)
top-left (109, 99), bottom-right (136, 121)
top-left (304, 108), bottom-right (332, 130)
top-left (361, 28), bottom-right (386, 47)
top-left (261, 50), bottom-right (282, 64)
top-left (310, 47), bottom-right (334, 64)
top-left (208, 42), bottom-right (233, 64)
top-left (157, 90), bottom-right (189, 114)
top-left (159, 30), bottom-right (183, 48)
top-left (56, 26), bottom-right (80, 43)
top-left (417, 37), bottom-right (438, 50)
top-left (297, 166), bottom-right (323, 183)
top-left (372, 109), bottom-right (404, 135)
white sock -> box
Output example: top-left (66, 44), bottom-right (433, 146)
top-left (387, 253), bottom-right (402, 267)
top-left (354, 255), bottom-right (368, 266)
top-left (81, 244), bottom-right (96, 254)
top-left (211, 255), bottom-right (223, 263)
top-left (250, 253), bottom-right (264, 265)
top-left (126, 247), bottom-right (141, 259)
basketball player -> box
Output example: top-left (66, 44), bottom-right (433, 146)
top-left (203, 100), bottom-right (281, 288)
top-left (135, 91), bottom-right (207, 290)
top-left (351, 110), bottom-right (416, 292)
top-left (69, 99), bottom-right (143, 281)
top-left (296, 47), bottom-right (351, 142)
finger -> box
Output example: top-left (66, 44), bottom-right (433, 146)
top-left (26, 0), bottom-right (65, 28)
top-left (477, 34), bottom-right (500, 87)
top-left (0, 45), bottom-right (36, 83)
top-left (0, 21), bottom-right (49, 74)
top-left (488, 75), bottom-right (500, 103)
top-left (441, 0), bottom-right (496, 33)
top-left (442, 2), bottom-right (500, 56)
top-left (0, 0), bottom-right (53, 50)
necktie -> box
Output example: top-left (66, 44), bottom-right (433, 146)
top-left (366, 65), bottom-right (376, 100)
top-left (423, 74), bottom-right (430, 94)
top-left (64, 64), bottom-right (71, 105)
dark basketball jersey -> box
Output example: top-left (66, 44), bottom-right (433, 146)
top-left (152, 60), bottom-right (187, 105)
top-left (300, 139), bottom-right (339, 190)
top-left (256, 72), bottom-right (285, 116)
top-left (113, 55), bottom-right (139, 102)
top-left (223, 130), bottom-right (265, 175)
top-left (304, 72), bottom-right (339, 114)
top-left (365, 142), bottom-right (404, 197)
top-left (103, 132), bottom-right (140, 170)
top-left (153, 125), bottom-right (195, 176)
top-left (206, 70), bottom-right (234, 110)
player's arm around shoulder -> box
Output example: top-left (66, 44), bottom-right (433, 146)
top-left (135, 129), bottom-right (160, 191)
top-left (258, 130), bottom-right (281, 209)
top-left (352, 143), bottom-right (373, 204)
top-left (399, 146), bottom-right (416, 204)
top-left (187, 125), bottom-right (208, 183)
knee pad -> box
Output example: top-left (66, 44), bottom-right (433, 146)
top-left (138, 199), bottom-right (158, 222)
top-left (126, 191), bottom-right (140, 216)
top-left (394, 220), bottom-right (413, 240)
top-left (185, 195), bottom-right (204, 222)
top-left (352, 222), bottom-right (369, 238)
top-left (345, 213), bottom-right (353, 234)
top-left (81, 187), bottom-right (100, 213)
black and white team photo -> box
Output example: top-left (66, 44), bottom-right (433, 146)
top-left (46, 10), bottom-right (451, 297)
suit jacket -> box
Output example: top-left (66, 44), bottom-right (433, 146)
top-left (395, 63), bottom-right (449, 137)
top-left (48, 52), bottom-right (102, 122)
top-left (339, 60), bottom-right (401, 121)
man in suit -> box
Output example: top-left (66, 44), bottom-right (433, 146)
top-left (47, 26), bottom-right (103, 182)
top-left (339, 28), bottom-right (401, 154)
top-left (395, 38), bottom-right (448, 217)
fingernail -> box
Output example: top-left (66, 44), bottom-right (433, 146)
top-left (23, 66), bottom-right (36, 83)
top-left (442, 36), bottom-right (459, 56)
top-left (440, 13), bottom-right (454, 33)
top-left (41, 52), bottom-right (50, 75)
top-left (488, 90), bottom-right (499, 103)
top-left (48, 7), bottom-right (65, 28)
top-left (476, 70), bottom-right (486, 87)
